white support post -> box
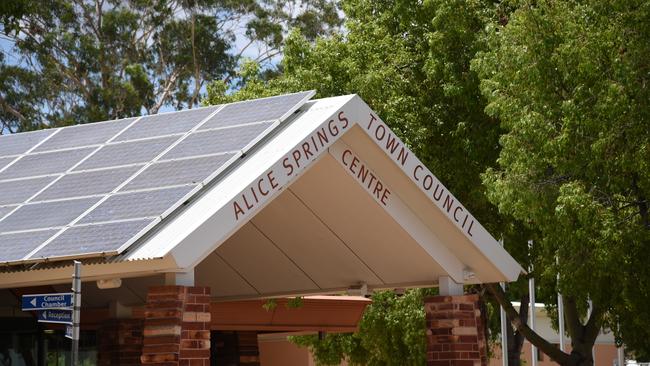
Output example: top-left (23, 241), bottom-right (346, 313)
top-left (558, 291), bottom-right (566, 351)
top-left (499, 240), bottom-right (509, 366)
top-left (438, 276), bottom-right (463, 296)
top-left (500, 281), bottom-right (509, 366)
top-left (617, 342), bottom-right (625, 366)
top-left (557, 257), bottom-right (566, 352)
top-left (529, 241), bottom-right (538, 366)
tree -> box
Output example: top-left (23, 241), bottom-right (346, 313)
top-left (473, 0), bottom-right (650, 363)
top-left (0, 0), bottom-right (341, 132)
top-left (290, 289), bottom-right (435, 366)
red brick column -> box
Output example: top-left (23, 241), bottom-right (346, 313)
top-left (141, 286), bottom-right (211, 366)
top-left (98, 319), bottom-right (144, 366)
top-left (424, 294), bottom-right (488, 366)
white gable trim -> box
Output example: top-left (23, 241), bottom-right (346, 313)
top-left (128, 94), bottom-right (522, 282)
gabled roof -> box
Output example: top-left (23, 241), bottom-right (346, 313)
top-left (0, 93), bottom-right (523, 294)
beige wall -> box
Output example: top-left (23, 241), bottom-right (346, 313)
top-left (259, 338), bottom-right (314, 366)
top-left (258, 335), bottom-right (348, 366)
top-left (489, 342), bottom-right (620, 366)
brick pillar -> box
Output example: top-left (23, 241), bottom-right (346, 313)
top-left (98, 319), bottom-right (144, 366)
top-left (141, 286), bottom-right (211, 366)
top-left (424, 294), bottom-right (488, 366)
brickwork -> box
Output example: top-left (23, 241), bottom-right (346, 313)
top-left (424, 294), bottom-right (488, 366)
top-left (98, 319), bottom-right (144, 366)
top-left (141, 285), bottom-right (212, 366)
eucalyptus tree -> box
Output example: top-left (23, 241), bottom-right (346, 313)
top-left (0, 0), bottom-right (341, 132)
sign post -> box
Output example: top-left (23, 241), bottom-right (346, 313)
top-left (21, 262), bottom-right (81, 365)
top-left (71, 261), bottom-right (81, 366)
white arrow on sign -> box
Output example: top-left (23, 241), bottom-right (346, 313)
top-left (30, 298), bottom-right (37, 307)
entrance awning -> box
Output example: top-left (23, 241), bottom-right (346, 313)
top-left (0, 94), bottom-right (523, 297)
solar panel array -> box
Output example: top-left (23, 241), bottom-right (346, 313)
top-left (0, 91), bottom-right (314, 263)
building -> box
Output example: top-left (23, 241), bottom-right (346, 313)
top-left (0, 92), bottom-right (524, 365)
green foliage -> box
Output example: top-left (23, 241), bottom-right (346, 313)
top-left (208, 0), bottom-right (650, 361)
top-left (286, 296), bottom-right (304, 309)
top-left (205, 0), bottom-right (534, 362)
top-left (262, 297), bottom-right (304, 311)
top-left (289, 289), bottom-right (435, 366)
top-left (0, 0), bottom-right (342, 132)
top-left (262, 299), bottom-right (278, 311)
top-left (472, 0), bottom-right (650, 359)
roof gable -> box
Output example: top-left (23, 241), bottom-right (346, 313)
top-left (128, 94), bottom-right (523, 288)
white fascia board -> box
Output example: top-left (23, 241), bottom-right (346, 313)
top-left (127, 95), bottom-right (357, 266)
top-left (349, 97), bottom-right (524, 281)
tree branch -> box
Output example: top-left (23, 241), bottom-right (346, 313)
top-left (485, 283), bottom-right (572, 365)
top-left (0, 94), bottom-right (26, 122)
top-left (563, 296), bottom-right (583, 341)
top-left (151, 70), bottom-right (180, 114)
top-left (584, 303), bottom-right (603, 346)
top-left (190, 10), bottom-right (201, 107)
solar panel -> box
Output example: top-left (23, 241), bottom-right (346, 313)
top-left (34, 118), bottom-right (136, 152)
top-left (79, 186), bottom-right (196, 224)
top-left (74, 136), bottom-right (177, 171)
top-left (0, 206), bottom-right (16, 220)
top-left (199, 91), bottom-right (312, 130)
top-left (0, 230), bottom-right (59, 262)
top-left (161, 122), bottom-right (273, 160)
top-left (0, 129), bottom-right (56, 157)
top-left (122, 154), bottom-right (236, 191)
top-left (34, 166), bottom-right (142, 201)
top-left (0, 197), bottom-right (100, 232)
top-left (0, 147), bottom-right (95, 180)
top-left (0, 91), bottom-right (315, 264)
top-left (0, 157), bottom-right (15, 170)
top-left (114, 106), bottom-right (220, 142)
top-left (31, 219), bottom-right (155, 259)
top-left (0, 176), bottom-right (57, 205)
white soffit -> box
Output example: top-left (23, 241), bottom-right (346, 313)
top-left (127, 95), bottom-right (523, 285)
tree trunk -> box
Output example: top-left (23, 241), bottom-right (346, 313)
top-left (485, 283), bottom-right (601, 366)
top-left (506, 293), bottom-right (529, 366)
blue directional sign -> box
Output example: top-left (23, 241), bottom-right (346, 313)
top-left (65, 325), bottom-right (73, 340)
top-left (22, 293), bottom-right (73, 311)
top-left (37, 309), bottom-right (73, 324)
